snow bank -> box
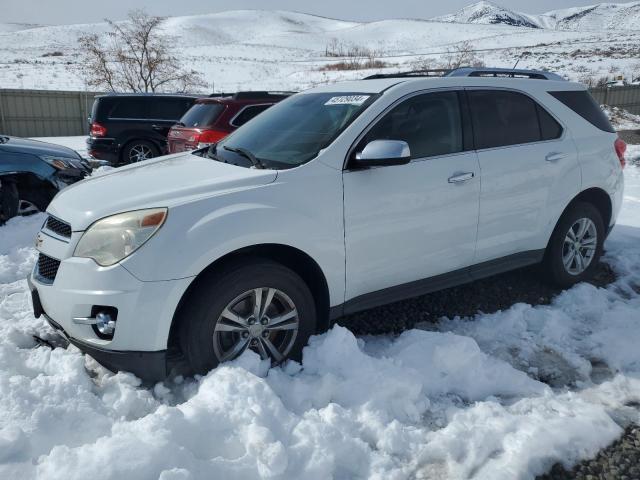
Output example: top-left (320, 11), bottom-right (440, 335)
top-left (602, 105), bottom-right (640, 131)
top-left (1, 167), bottom-right (640, 479)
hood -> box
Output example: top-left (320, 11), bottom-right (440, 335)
top-left (1, 136), bottom-right (82, 159)
top-left (47, 152), bottom-right (277, 231)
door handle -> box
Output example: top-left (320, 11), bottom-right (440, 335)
top-left (448, 172), bottom-right (475, 184)
top-left (545, 152), bottom-right (568, 162)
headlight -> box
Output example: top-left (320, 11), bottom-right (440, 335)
top-left (74, 208), bottom-right (167, 266)
top-left (40, 155), bottom-right (85, 170)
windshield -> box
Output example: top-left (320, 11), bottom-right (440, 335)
top-left (213, 92), bottom-right (378, 168)
top-left (180, 103), bottom-right (225, 128)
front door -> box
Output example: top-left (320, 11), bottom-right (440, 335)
top-left (343, 90), bottom-right (481, 303)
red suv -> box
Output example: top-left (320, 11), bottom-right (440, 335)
top-left (167, 91), bottom-right (293, 153)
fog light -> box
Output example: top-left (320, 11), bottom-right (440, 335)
top-left (95, 311), bottom-right (116, 335)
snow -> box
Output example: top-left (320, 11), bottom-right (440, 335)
top-left (0, 159), bottom-right (640, 477)
top-left (602, 105), bottom-right (640, 131)
top-left (438, 1), bottom-right (640, 31)
top-left (2, 7), bottom-right (640, 92)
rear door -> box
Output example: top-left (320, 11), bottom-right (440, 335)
top-left (343, 90), bottom-right (480, 304)
top-left (467, 88), bottom-right (581, 265)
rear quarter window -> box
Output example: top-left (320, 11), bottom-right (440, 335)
top-left (549, 90), bottom-right (615, 133)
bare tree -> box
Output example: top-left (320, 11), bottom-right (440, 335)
top-left (440, 41), bottom-right (485, 70)
top-left (79, 10), bottom-right (205, 93)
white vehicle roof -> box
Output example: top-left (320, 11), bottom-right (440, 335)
top-left (305, 75), bottom-right (585, 96)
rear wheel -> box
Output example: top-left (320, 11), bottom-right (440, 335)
top-left (121, 140), bottom-right (158, 164)
top-left (542, 202), bottom-right (605, 288)
top-left (178, 259), bottom-right (317, 375)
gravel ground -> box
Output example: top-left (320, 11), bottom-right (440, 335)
top-left (619, 129), bottom-right (640, 146)
top-left (338, 261), bottom-right (615, 335)
top-left (336, 261), bottom-right (640, 480)
top-left (539, 426), bottom-right (640, 480)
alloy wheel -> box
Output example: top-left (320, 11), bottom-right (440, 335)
top-left (562, 217), bottom-right (597, 276)
top-left (17, 199), bottom-right (39, 216)
top-left (129, 144), bottom-right (153, 162)
top-left (213, 287), bottom-right (299, 364)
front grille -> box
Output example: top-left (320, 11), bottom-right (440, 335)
top-left (45, 216), bottom-right (72, 238)
top-left (37, 254), bottom-right (61, 283)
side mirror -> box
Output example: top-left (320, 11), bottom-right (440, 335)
top-left (353, 140), bottom-right (411, 168)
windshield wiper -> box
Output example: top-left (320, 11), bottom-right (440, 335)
top-left (223, 145), bottom-right (267, 169)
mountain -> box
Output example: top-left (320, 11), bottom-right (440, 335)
top-left (435, 1), bottom-right (640, 30)
top-left (434, 1), bottom-right (542, 28)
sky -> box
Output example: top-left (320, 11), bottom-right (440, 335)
top-left (3, 0), bottom-right (638, 25)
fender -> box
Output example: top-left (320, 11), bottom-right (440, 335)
top-left (120, 160), bottom-right (347, 308)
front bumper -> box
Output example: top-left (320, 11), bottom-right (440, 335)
top-left (28, 227), bottom-right (194, 381)
top-left (29, 281), bottom-right (168, 381)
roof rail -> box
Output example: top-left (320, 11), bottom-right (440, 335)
top-left (364, 69), bottom-right (451, 80)
top-left (446, 67), bottom-right (565, 81)
top-left (363, 67), bottom-right (565, 81)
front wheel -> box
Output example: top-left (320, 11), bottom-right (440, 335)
top-left (542, 202), bottom-right (605, 288)
top-left (0, 179), bottom-right (19, 223)
top-left (179, 259), bottom-right (317, 375)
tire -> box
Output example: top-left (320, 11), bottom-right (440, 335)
top-left (542, 202), bottom-right (605, 288)
top-left (121, 140), bottom-right (159, 164)
top-left (0, 179), bottom-right (19, 223)
top-left (178, 258), bottom-right (317, 375)
top-left (16, 186), bottom-right (54, 216)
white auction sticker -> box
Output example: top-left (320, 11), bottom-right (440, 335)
top-left (325, 95), bottom-right (370, 106)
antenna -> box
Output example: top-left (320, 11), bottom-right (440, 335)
top-left (513, 55), bottom-right (521, 69)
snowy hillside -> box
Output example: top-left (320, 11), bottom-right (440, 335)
top-left (0, 6), bottom-right (639, 92)
top-left (436, 1), bottom-right (640, 31)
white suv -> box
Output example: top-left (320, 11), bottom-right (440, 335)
top-left (28, 68), bottom-right (626, 380)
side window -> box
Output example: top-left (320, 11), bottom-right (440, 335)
top-left (536, 104), bottom-right (563, 140)
top-left (361, 91), bottom-right (463, 159)
top-left (231, 104), bottom-right (273, 127)
top-left (108, 98), bottom-right (149, 119)
top-left (468, 90), bottom-right (541, 149)
top-left (549, 90), bottom-right (615, 133)
top-left (149, 98), bottom-right (194, 121)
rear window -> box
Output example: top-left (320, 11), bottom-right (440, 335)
top-left (180, 103), bottom-right (225, 128)
top-left (231, 104), bottom-right (273, 127)
top-left (549, 90), bottom-right (615, 133)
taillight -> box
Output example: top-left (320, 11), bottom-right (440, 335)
top-left (614, 137), bottom-right (626, 169)
top-left (90, 122), bottom-right (107, 137)
top-left (198, 129), bottom-right (228, 144)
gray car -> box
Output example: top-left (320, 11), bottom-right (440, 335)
top-left (0, 135), bottom-right (90, 222)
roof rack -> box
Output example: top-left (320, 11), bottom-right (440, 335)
top-left (363, 67), bottom-right (564, 81)
top-left (447, 67), bottom-right (565, 81)
top-left (364, 69), bottom-right (451, 80)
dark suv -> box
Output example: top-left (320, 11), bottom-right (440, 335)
top-left (87, 94), bottom-right (202, 165)
top-left (167, 92), bottom-right (293, 153)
